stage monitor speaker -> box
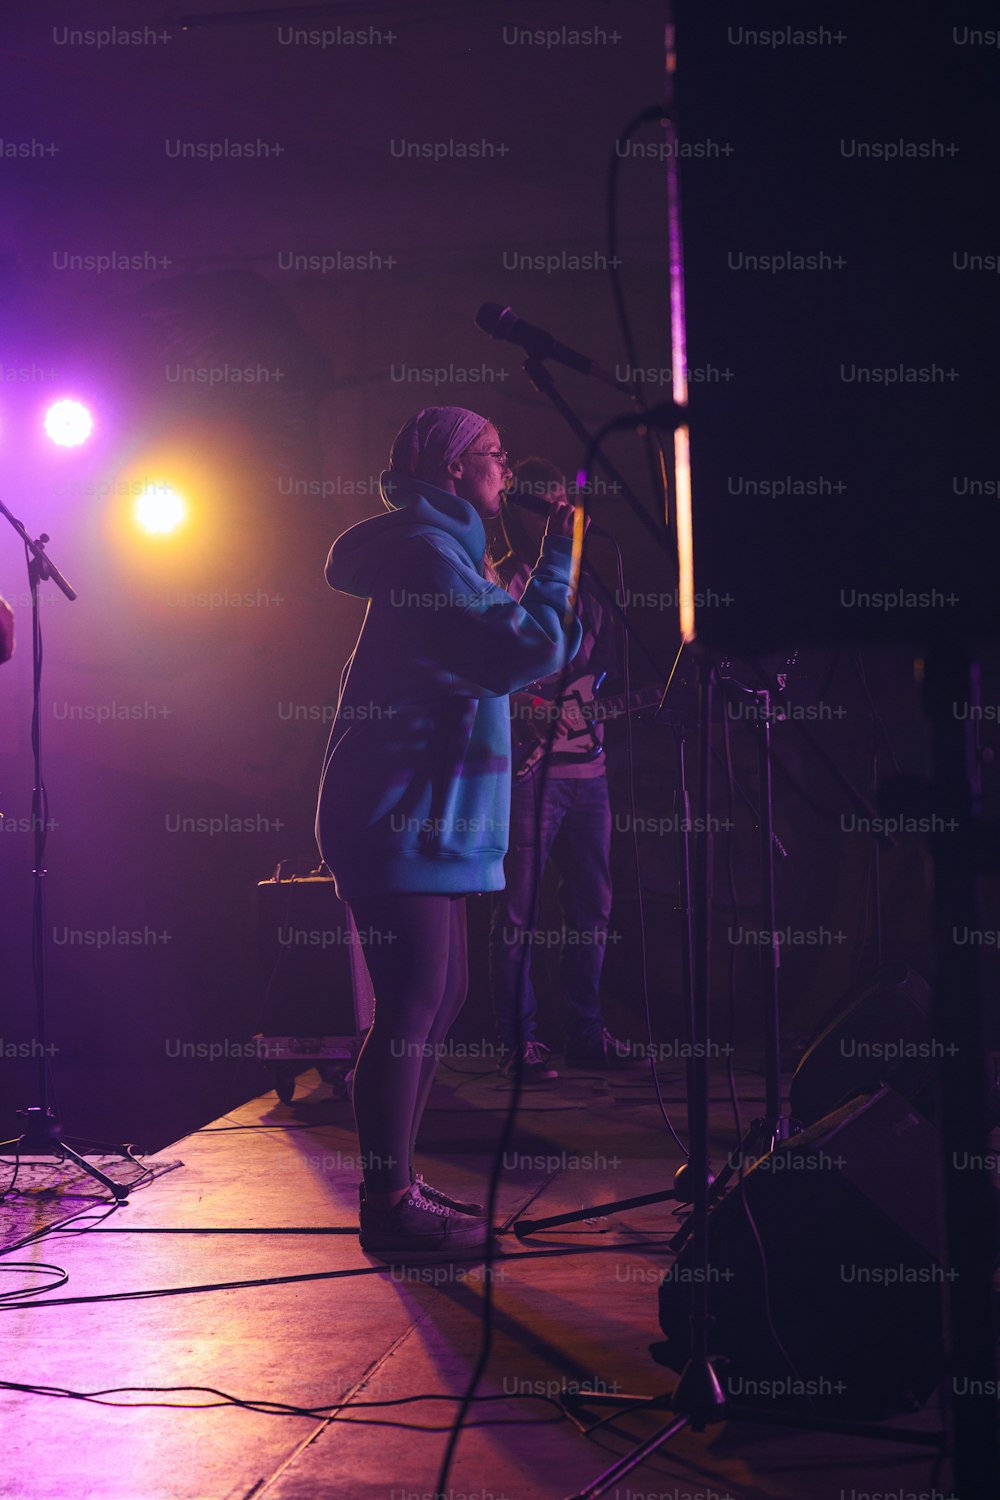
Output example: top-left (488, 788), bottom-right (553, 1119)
top-left (256, 867), bottom-right (374, 1037)
top-left (789, 962), bottom-right (932, 1127)
top-left (657, 1086), bottom-right (954, 1419)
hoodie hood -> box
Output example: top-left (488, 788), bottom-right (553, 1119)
top-left (325, 473), bottom-right (487, 599)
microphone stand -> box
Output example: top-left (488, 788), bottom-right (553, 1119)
top-left (0, 500), bottom-right (132, 1200)
top-left (663, 669), bottom-right (795, 1262)
top-left (519, 355), bottom-right (670, 556)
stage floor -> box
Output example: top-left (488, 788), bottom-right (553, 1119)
top-left (1, 1058), bottom-right (951, 1500)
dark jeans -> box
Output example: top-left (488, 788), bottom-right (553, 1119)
top-left (348, 893), bottom-right (467, 1194)
top-left (489, 771), bottom-right (613, 1052)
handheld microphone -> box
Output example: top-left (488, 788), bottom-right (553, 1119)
top-left (504, 488), bottom-right (611, 539)
top-left (475, 303), bottom-right (631, 393)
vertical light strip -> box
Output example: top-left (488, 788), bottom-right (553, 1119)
top-left (674, 423), bottom-right (694, 641)
top-left (664, 14), bottom-right (695, 641)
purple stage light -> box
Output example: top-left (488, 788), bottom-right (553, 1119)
top-left (44, 399), bottom-right (93, 447)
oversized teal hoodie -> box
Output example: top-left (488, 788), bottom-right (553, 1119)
top-left (315, 473), bottom-right (582, 899)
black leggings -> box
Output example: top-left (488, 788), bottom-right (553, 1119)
top-left (348, 893), bottom-right (468, 1194)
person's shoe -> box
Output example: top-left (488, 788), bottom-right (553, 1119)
top-left (413, 1174), bottom-right (485, 1217)
top-left (564, 1028), bottom-right (636, 1069)
top-left (498, 1040), bottom-right (559, 1083)
top-left (359, 1176), bottom-right (485, 1217)
top-left (359, 1182), bottom-right (493, 1263)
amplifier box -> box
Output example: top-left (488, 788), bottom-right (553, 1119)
top-left (256, 872), bottom-right (375, 1042)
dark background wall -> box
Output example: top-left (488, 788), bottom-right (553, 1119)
top-left (1, 1), bottom-right (996, 1148)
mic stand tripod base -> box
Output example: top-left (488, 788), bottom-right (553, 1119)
top-left (561, 1379), bottom-right (945, 1500)
top-left (562, 1357), bottom-right (724, 1498)
top-left (667, 1110), bottom-right (799, 1256)
top-left (512, 1186), bottom-right (681, 1238)
top-left (17, 1106), bottom-right (133, 1201)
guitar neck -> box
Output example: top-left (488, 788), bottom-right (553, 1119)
top-left (582, 686), bottom-right (662, 722)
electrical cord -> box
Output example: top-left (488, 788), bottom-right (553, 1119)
top-left (0, 1263), bottom-right (68, 1300)
top-left (853, 648), bottom-right (902, 777)
top-left (0, 1143), bottom-right (20, 1201)
top-left (0, 1238), bottom-right (679, 1312)
top-left (574, 1391), bottom-right (674, 1441)
top-left (850, 846), bottom-right (874, 989)
top-left (615, 540), bottom-right (688, 1158)
top-left (200, 1122), bottom-right (323, 1132)
top-left (27, 542), bottom-right (61, 1126)
top-left (721, 695), bottom-right (744, 1154)
top-left (607, 103), bottom-right (675, 538)
top-left (720, 690), bottom-right (808, 1400)
top-left (437, 313), bottom-right (691, 1486)
top-left (437, 1060), bottom-right (500, 1081)
top-left (0, 1264), bottom-right (385, 1309)
top-left (435, 513), bottom-right (583, 1498)
top-left (494, 525), bottom-right (687, 1158)
top-left (768, 743), bottom-right (857, 829)
top-left (41, 1200), bottom-right (126, 1237)
top-left (0, 1376), bottom-right (566, 1426)
top-left (852, 647), bottom-right (897, 980)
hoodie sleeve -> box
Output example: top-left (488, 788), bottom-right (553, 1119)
top-left (379, 532), bottom-right (583, 697)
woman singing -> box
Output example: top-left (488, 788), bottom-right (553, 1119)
top-left (316, 405), bottom-right (582, 1261)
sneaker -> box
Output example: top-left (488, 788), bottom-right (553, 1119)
top-left (359, 1182), bottom-right (493, 1263)
top-left (358, 1176), bottom-right (484, 1218)
top-left (413, 1174), bottom-right (485, 1217)
top-left (499, 1040), bottom-right (559, 1083)
top-left (565, 1028), bottom-right (636, 1069)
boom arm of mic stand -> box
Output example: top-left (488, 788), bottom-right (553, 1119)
top-left (519, 357), bottom-right (670, 555)
top-left (0, 500), bottom-right (77, 602)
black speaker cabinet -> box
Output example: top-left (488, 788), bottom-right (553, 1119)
top-left (658, 1087), bottom-right (952, 1419)
top-left (256, 873), bottom-right (374, 1038)
top-left (789, 963), bottom-right (932, 1126)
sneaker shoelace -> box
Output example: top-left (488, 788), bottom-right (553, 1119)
top-left (522, 1041), bottom-right (550, 1066)
top-left (406, 1186), bottom-right (450, 1217)
top-left (415, 1174), bottom-right (484, 1213)
top-left (414, 1175), bottom-right (455, 1208)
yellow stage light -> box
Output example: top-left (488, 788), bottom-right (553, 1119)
top-left (135, 484), bottom-right (186, 535)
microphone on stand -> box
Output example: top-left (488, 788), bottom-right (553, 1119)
top-left (503, 487), bottom-right (612, 539)
top-left (475, 302), bottom-right (631, 394)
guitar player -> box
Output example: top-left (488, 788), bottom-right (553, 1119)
top-left (487, 457), bottom-right (633, 1081)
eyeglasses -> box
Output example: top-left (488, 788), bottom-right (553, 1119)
top-left (468, 449), bottom-right (510, 468)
